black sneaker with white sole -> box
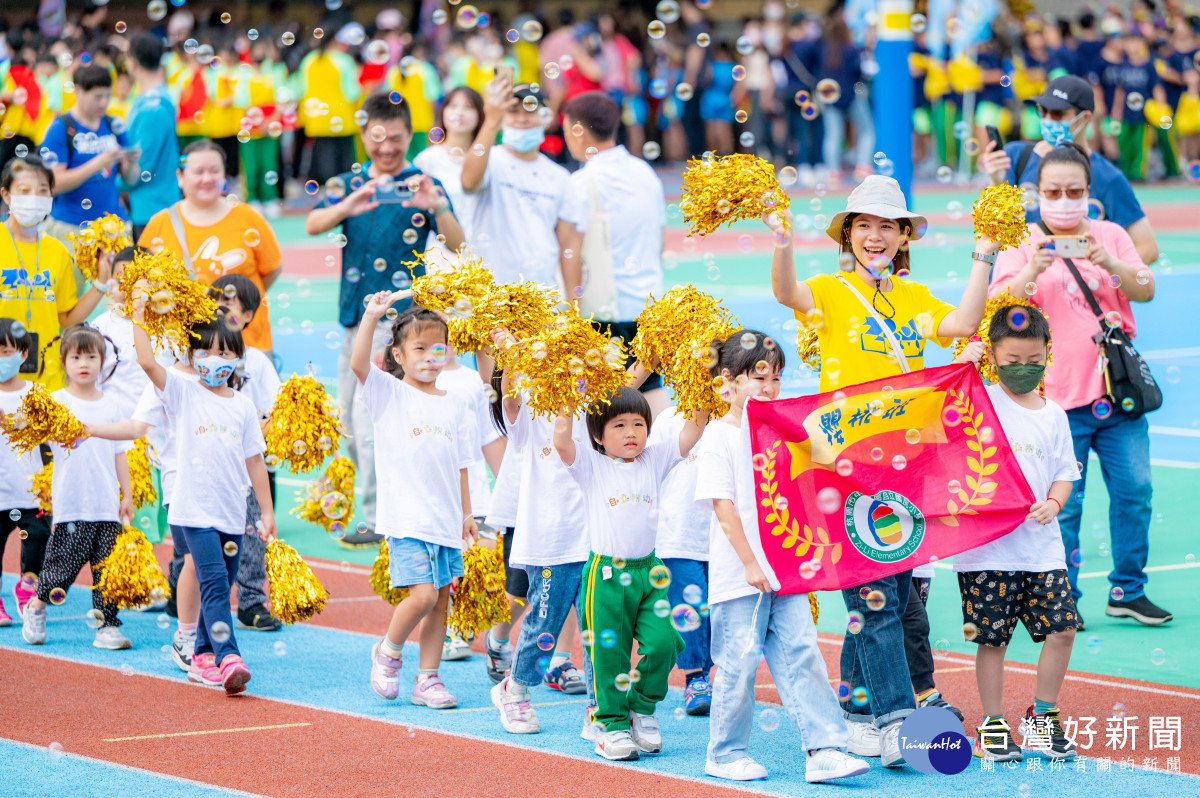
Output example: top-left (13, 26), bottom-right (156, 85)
top-left (1018, 706), bottom-right (1077, 759)
top-left (1105, 595), bottom-right (1173, 625)
top-left (973, 717), bottom-right (1024, 762)
top-left (338, 530), bottom-right (384, 549)
top-left (237, 603), bottom-right (283, 631)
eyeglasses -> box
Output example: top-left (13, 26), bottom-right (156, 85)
top-left (1039, 188), bottom-right (1088, 200)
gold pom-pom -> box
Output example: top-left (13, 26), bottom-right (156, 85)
top-left (117, 249), bottom-right (218, 347)
top-left (1, 384), bottom-right (87, 456)
top-left (447, 543), bottom-right (511, 639)
top-left (265, 375), bottom-right (345, 473)
top-left (681, 153), bottom-right (791, 237)
top-left (953, 291), bottom-right (1052, 386)
top-left (460, 281), bottom-right (562, 357)
top-left (68, 213), bottom-right (131, 282)
top-left (972, 183), bottom-right (1030, 251)
top-left (796, 323), bottom-right (821, 371)
top-left (371, 540), bottom-right (410, 605)
top-left (504, 312), bottom-right (629, 417)
top-left (29, 460), bottom-right (53, 516)
top-left (124, 438), bottom-right (158, 510)
top-left (290, 456), bottom-right (356, 536)
top-left (266, 539), bottom-right (329, 624)
top-left (632, 286), bottom-right (739, 415)
top-left (94, 526), bottom-right (171, 610)
top-left (809, 592), bottom-right (819, 625)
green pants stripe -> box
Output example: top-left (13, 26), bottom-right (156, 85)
top-left (240, 136), bottom-right (281, 202)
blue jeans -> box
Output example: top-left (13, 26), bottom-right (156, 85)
top-left (840, 571), bottom-right (916, 728)
top-left (709, 592), bottom-right (849, 764)
top-left (174, 525), bottom-right (241, 665)
top-left (1058, 408), bottom-right (1153, 602)
top-left (662, 558), bottom-right (713, 674)
top-left (511, 562), bottom-right (592, 691)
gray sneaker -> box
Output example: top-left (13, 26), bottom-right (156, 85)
top-left (94, 625), bottom-right (132, 650)
top-left (22, 605), bottom-right (46, 645)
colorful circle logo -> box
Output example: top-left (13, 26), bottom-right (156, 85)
top-left (899, 707), bottom-right (971, 775)
top-left (844, 489), bottom-right (926, 562)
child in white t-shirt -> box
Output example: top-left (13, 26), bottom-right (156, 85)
top-left (953, 305), bottom-right (1080, 762)
top-left (354, 290), bottom-right (476, 711)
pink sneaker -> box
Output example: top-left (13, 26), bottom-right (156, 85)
top-left (188, 652), bottom-right (222, 687)
top-left (13, 576), bottom-right (36, 618)
top-left (0, 598), bottom-right (11, 627)
top-left (411, 673), bottom-right (457, 709)
top-left (370, 640), bottom-right (403, 700)
top-left (220, 654), bottom-right (251, 695)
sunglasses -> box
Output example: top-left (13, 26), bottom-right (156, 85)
top-left (1039, 188), bottom-right (1088, 200)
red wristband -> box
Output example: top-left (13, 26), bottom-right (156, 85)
top-left (1047, 497), bottom-right (1062, 513)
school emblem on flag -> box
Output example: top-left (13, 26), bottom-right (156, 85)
top-left (845, 490), bottom-right (925, 562)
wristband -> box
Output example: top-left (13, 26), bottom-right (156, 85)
top-left (971, 250), bottom-right (997, 265)
top-left (1047, 497), bottom-right (1062, 513)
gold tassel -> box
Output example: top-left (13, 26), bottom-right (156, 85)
top-left (680, 153), bottom-right (791, 237)
top-left (93, 526), bottom-right (170, 609)
top-left (29, 459), bottom-right (53, 516)
top-left (972, 183), bottom-right (1030, 251)
top-left (124, 438), bottom-right (158, 510)
top-left (68, 213), bottom-right (131, 282)
top-left (795, 325), bottom-right (821, 371)
top-left (265, 539), bottom-right (329, 624)
top-left (371, 540), bottom-right (410, 605)
top-left (1, 384), bottom-right (86, 455)
top-left (116, 248), bottom-right (218, 347)
top-left (265, 375), bottom-right (345, 473)
top-left (953, 291), bottom-right (1052, 385)
top-left (447, 543), bottom-right (511, 639)
top-left (809, 592), bottom-right (820, 625)
top-left (290, 456), bottom-right (356, 535)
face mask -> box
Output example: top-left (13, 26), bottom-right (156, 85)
top-left (1040, 196), bottom-right (1088, 229)
top-left (996, 362), bottom-right (1046, 395)
top-left (194, 354), bottom-right (239, 387)
top-left (0, 352), bottom-right (23, 382)
top-left (8, 195), bottom-right (53, 228)
top-left (501, 125), bottom-right (545, 153)
top-left (1040, 114), bottom-right (1082, 146)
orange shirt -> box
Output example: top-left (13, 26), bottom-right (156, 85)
top-left (139, 202), bottom-right (281, 350)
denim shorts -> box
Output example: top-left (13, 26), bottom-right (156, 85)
top-left (387, 537), bottom-right (465, 590)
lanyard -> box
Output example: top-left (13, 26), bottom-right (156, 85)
top-left (5, 225), bottom-right (40, 326)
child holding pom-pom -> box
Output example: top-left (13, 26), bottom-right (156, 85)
top-left (353, 290), bottom-right (476, 710)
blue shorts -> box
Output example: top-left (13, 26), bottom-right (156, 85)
top-left (387, 537), bottom-right (465, 590)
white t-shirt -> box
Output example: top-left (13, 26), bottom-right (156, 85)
top-left (240, 346), bottom-right (281, 417)
top-left (132, 368), bottom-right (200, 503)
top-left (50, 389), bottom-right (131, 525)
top-left (0, 382), bottom-right (44, 510)
top-left (954, 384), bottom-right (1081, 573)
top-left (564, 438), bottom-right (681, 559)
top-left (413, 144), bottom-right (477, 242)
top-left (484, 431), bottom-right (521, 529)
top-left (359, 367), bottom-right (473, 548)
top-left (693, 412), bottom-right (782, 605)
top-left (647, 409), bottom-right (709, 561)
top-left (92, 309), bottom-right (177, 416)
top-left (508, 405), bottom-right (590, 568)
top-left (162, 376), bottom-right (265, 536)
top-left (436, 365), bottom-right (499, 518)
top-left (569, 145), bottom-right (665, 322)
top-left (468, 146), bottom-right (582, 288)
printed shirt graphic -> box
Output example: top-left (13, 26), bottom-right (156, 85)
top-left (0, 227), bottom-right (77, 388)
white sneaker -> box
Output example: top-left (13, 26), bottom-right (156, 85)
top-left (442, 634), bottom-right (473, 661)
top-left (581, 705), bottom-right (603, 741)
top-left (705, 757), bottom-right (768, 781)
top-left (491, 678), bottom-right (540, 734)
top-left (171, 630), bottom-right (195, 671)
top-left (880, 721), bottom-right (906, 767)
top-left (21, 605), bottom-right (46, 645)
top-left (629, 711), bottom-right (662, 754)
top-left (94, 625), bottom-right (132, 650)
top-left (594, 728), bottom-right (640, 761)
top-left (806, 748), bottom-right (870, 783)
top-left (846, 720), bottom-right (881, 757)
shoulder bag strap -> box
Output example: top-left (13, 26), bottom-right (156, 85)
top-left (834, 275), bottom-right (912, 374)
top-left (1014, 142), bottom-right (1036, 184)
top-left (166, 203), bottom-right (196, 278)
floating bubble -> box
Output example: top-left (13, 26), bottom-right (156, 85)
top-left (891, 455), bottom-right (907, 471)
top-left (1112, 702), bottom-right (1127, 719)
top-left (851, 686), bottom-right (870, 706)
top-left (223, 540), bottom-right (239, 557)
top-left (869, 446), bottom-right (884, 461)
top-left (599, 629), bottom-right (617, 648)
top-left (847, 610), bottom-right (864, 634)
top-left (211, 622), bottom-right (231, 642)
top-left (653, 598), bottom-right (671, 618)
top-left (865, 590), bottom-right (886, 610)
top-left (1150, 647), bottom-right (1166, 666)
top-left (674, 82), bottom-right (694, 101)
top-left (1086, 636), bottom-right (1101, 654)
top-left (48, 741), bottom-right (65, 760)
top-left (649, 564), bottom-right (671, 589)
top-left (671, 604), bottom-right (701, 633)
top-left (758, 708), bottom-right (781, 731)
top-left (84, 609), bottom-right (104, 629)
top-left (1091, 398), bottom-right (1113, 420)
top-left (536, 632), bottom-right (555, 651)
top-left (615, 672), bottom-right (632, 691)
top-left (49, 587), bottom-right (67, 605)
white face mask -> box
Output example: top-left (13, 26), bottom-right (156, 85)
top-left (8, 195), bottom-right (53, 228)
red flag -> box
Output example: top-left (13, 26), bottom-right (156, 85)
top-left (9, 65), bottom-right (43, 122)
top-left (746, 363), bottom-right (1037, 593)
top-left (177, 69), bottom-right (208, 122)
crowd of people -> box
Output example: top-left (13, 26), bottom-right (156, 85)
top-left (0, 0), bottom-right (1181, 787)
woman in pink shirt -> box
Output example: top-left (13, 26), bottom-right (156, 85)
top-left (990, 144), bottom-right (1170, 629)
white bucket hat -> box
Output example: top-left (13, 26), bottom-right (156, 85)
top-left (825, 175), bottom-right (929, 243)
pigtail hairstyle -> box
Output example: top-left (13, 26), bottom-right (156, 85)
top-left (39, 323), bottom-right (119, 382)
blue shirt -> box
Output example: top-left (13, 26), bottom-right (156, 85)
top-left (318, 164), bottom-right (451, 329)
top-left (977, 50), bottom-right (1005, 106)
top-left (1001, 142), bottom-right (1146, 229)
top-left (1163, 50), bottom-right (1195, 109)
top-left (120, 84), bottom-right (181, 226)
top-left (1117, 59), bottom-right (1160, 115)
top-left (41, 112), bottom-right (130, 226)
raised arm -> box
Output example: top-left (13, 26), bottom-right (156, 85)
top-left (461, 74), bottom-right (513, 192)
top-left (764, 213), bottom-right (815, 314)
top-left (351, 289), bottom-right (412, 383)
top-left (130, 305), bottom-right (167, 391)
top-left (937, 236), bottom-right (1000, 337)
top-left (552, 409), bottom-right (576, 467)
top-left (678, 409), bottom-right (711, 458)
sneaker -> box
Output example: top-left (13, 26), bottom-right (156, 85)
top-left (188, 653), bottom-right (223, 687)
top-left (1018, 706), bottom-right (1077, 759)
top-left (411, 673), bottom-right (457, 709)
top-left (220, 654), bottom-right (251, 695)
top-left (581, 705), bottom-right (604, 742)
top-left (1106, 595), bottom-right (1173, 626)
top-left (805, 749), bottom-right (870, 783)
top-left (171, 630), bottom-right (195, 671)
top-left (491, 678), bottom-right (540, 733)
top-left (13, 576), bottom-right (36, 618)
top-left (369, 640), bottom-right (403, 700)
top-left (338, 529), bottom-right (383, 550)
top-left (880, 721), bottom-right (906, 767)
top-left (684, 676), bottom-right (712, 716)
top-left (705, 757), bottom-right (768, 781)
top-left (918, 690), bottom-right (965, 721)
top-left (94, 625), bottom-right (131, 650)
top-left (845, 721), bottom-right (881, 757)
top-left (0, 598), bottom-right (11, 627)
top-left (629, 711), bottom-right (662, 754)
top-left (236, 604), bottom-right (283, 631)
top-left (484, 634), bottom-right (512, 684)
top-left (442, 634), bottom-right (473, 661)
top-left (974, 716), bottom-right (1024, 761)
top-left (544, 661), bottom-right (586, 695)
top-left (594, 729), bottom-right (640, 761)
top-left (21, 605), bottom-right (46, 645)
top-left (1076, 609), bottom-right (1085, 632)
top-left (165, 593), bottom-right (178, 619)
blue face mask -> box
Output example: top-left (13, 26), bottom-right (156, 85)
top-left (501, 125), bottom-right (545, 153)
top-left (194, 354), bottom-right (240, 387)
top-left (1040, 117), bottom-right (1076, 146)
top-left (0, 352), bottom-right (23, 382)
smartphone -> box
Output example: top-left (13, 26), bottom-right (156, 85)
top-left (495, 65), bottom-right (514, 84)
top-left (373, 182), bottom-right (413, 204)
top-left (1045, 235), bottom-right (1089, 258)
top-left (985, 126), bottom-right (1002, 148)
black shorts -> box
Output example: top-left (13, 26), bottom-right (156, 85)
top-left (958, 569), bottom-right (1079, 647)
top-left (590, 320), bottom-right (663, 392)
top-left (500, 527), bottom-right (529, 598)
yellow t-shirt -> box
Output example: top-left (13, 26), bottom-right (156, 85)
top-left (801, 271), bottom-right (956, 393)
top-left (0, 227), bottom-right (77, 389)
